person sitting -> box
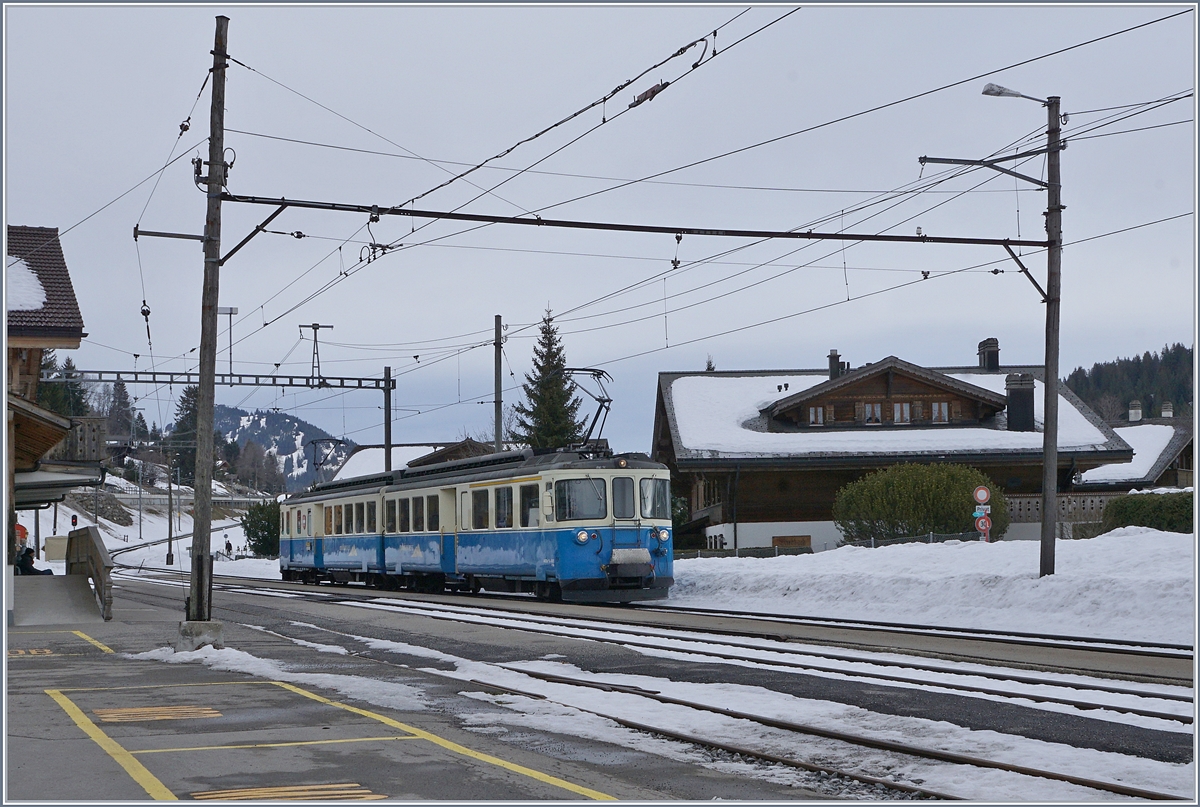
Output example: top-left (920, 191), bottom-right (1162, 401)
top-left (16, 548), bottom-right (52, 575)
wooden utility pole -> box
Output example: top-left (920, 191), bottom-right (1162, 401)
top-left (383, 366), bottom-right (392, 472)
top-left (494, 315), bottom-right (503, 452)
top-left (1039, 95), bottom-right (1063, 577)
top-left (189, 14), bottom-right (229, 622)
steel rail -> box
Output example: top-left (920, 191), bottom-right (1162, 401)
top-left (640, 603), bottom-right (1194, 655)
top-left (113, 575), bottom-right (1193, 799)
top-left (510, 668), bottom-right (1188, 801)
top-left (193, 579), bottom-right (1192, 720)
top-left (317, 595), bottom-right (1192, 723)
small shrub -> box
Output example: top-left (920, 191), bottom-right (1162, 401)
top-left (1100, 492), bottom-right (1193, 534)
top-left (833, 463), bottom-right (1009, 544)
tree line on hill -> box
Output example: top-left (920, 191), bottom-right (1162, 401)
top-left (1063, 343), bottom-right (1192, 422)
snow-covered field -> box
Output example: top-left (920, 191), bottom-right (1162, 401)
top-left (667, 528), bottom-right (1196, 644)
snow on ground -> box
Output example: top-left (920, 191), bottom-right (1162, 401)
top-left (137, 624), bottom-right (1195, 801)
top-left (667, 528), bottom-right (1195, 644)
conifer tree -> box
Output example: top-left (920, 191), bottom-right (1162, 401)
top-left (108, 379), bottom-right (133, 436)
top-left (167, 386), bottom-right (200, 485)
top-left (511, 309), bottom-right (584, 449)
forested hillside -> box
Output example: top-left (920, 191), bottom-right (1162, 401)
top-left (1064, 343), bottom-right (1193, 422)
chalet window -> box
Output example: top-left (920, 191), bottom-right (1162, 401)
top-left (893, 402), bottom-right (911, 424)
top-left (913, 401), bottom-right (924, 420)
top-left (808, 406), bottom-right (823, 425)
top-left (864, 403), bottom-right (882, 424)
top-left (702, 478), bottom-right (723, 508)
top-left (932, 401), bottom-right (949, 423)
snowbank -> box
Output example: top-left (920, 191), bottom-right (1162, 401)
top-left (666, 528), bottom-right (1194, 644)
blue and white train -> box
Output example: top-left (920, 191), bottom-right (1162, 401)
top-left (279, 447), bottom-right (674, 602)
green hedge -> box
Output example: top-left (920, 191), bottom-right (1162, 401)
top-left (833, 463), bottom-right (1009, 544)
top-left (1100, 492), bottom-right (1193, 534)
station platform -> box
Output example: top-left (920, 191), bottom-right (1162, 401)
top-left (3, 578), bottom-right (644, 802)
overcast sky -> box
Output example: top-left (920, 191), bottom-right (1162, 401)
top-left (4, 4), bottom-right (1195, 453)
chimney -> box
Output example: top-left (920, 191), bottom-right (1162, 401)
top-left (977, 338), bottom-right (1000, 372)
top-left (828, 350), bottom-right (842, 380)
top-left (1129, 400), bottom-right (1142, 422)
top-left (1005, 373), bottom-right (1035, 431)
top-left (1162, 401), bottom-right (1173, 418)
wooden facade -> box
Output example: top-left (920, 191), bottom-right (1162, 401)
top-left (652, 345), bottom-right (1134, 547)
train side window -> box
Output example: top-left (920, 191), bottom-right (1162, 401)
top-left (519, 484), bottom-right (540, 528)
top-left (495, 486), bottom-right (513, 528)
top-left (385, 499), bottom-right (396, 533)
top-left (325, 506), bottom-right (333, 536)
top-left (472, 489), bottom-right (489, 530)
top-left (613, 477), bottom-right (635, 519)
top-left (555, 478), bottom-right (607, 521)
top-left (354, 502), bottom-right (364, 534)
top-left (366, 501), bottom-right (377, 534)
top-left (306, 508), bottom-right (313, 537)
top-left (413, 496), bottom-right (425, 532)
top-left (427, 495), bottom-right (440, 531)
top-left (460, 491), bottom-right (470, 530)
top-left (399, 498), bottom-right (411, 532)
top-left (334, 505), bottom-right (343, 535)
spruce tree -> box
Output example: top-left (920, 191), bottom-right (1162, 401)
top-left (511, 309), bottom-right (584, 449)
top-left (108, 379), bottom-right (133, 436)
top-left (167, 386), bottom-right (200, 485)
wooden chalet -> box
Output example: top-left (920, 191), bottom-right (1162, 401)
top-left (651, 339), bottom-right (1134, 552)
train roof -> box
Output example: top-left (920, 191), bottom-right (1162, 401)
top-left (286, 446), bottom-right (666, 503)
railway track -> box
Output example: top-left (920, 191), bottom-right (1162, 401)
top-left (119, 570), bottom-right (1194, 723)
top-left (113, 572), bottom-right (1195, 801)
top-left (640, 603), bottom-right (1194, 657)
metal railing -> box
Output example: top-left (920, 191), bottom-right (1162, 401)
top-left (1007, 492), bottom-right (1126, 523)
top-left (840, 531), bottom-right (982, 549)
top-left (65, 526), bottom-right (113, 620)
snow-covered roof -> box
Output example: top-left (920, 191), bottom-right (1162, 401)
top-left (5, 225), bottom-right (85, 340)
top-left (5, 257), bottom-right (46, 311)
top-left (1078, 422), bottom-right (1191, 486)
top-left (656, 366), bottom-right (1130, 465)
top-left (333, 445), bottom-right (447, 480)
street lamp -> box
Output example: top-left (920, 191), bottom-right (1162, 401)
top-left (983, 83), bottom-right (1063, 577)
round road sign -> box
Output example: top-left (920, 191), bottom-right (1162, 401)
top-left (973, 485), bottom-right (991, 504)
top-left (975, 515), bottom-right (992, 532)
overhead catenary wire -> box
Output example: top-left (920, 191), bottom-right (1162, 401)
top-left (516, 9), bottom-right (1192, 219)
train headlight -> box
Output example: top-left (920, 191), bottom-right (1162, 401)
top-left (657, 528), bottom-right (670, 542)
top-left (575, 530), bottom-right (590, 545)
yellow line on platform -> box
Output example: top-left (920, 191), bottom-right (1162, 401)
top-left (44, 689), bottom-right (176, 800)
top-left (73, 631), bottom-right (115, 653)
top-left (134, 735), bottom-right (417, 754)
top-left (7, 630), bottom-right (114, 653)
top-left (272, 682), bottom-right (616, 800)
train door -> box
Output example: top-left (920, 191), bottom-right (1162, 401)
top-left (443, 488), bottom-right (459, 573)
top-left (611, 475), bottom-right (638, 546)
